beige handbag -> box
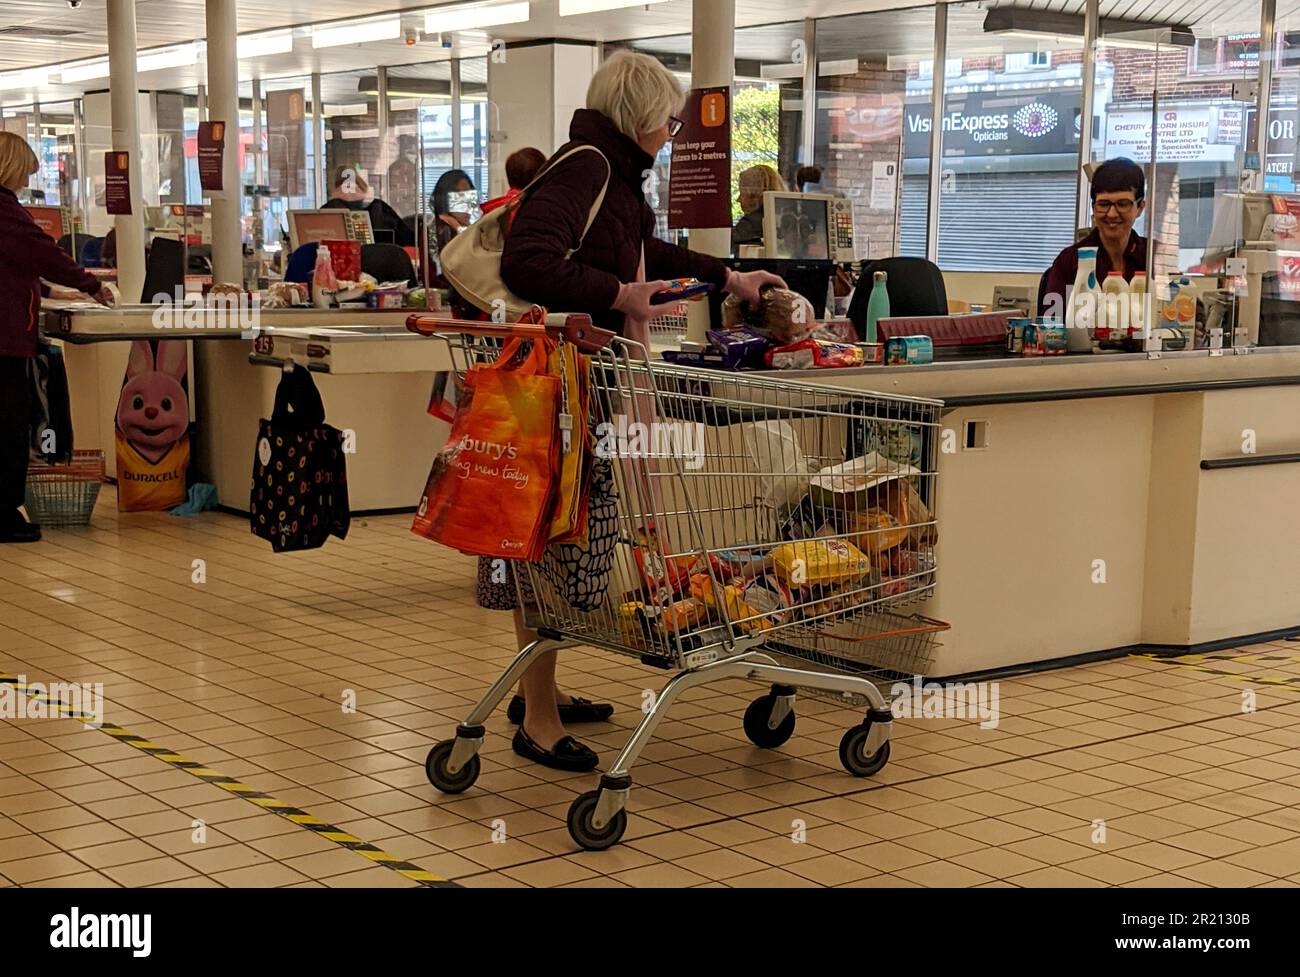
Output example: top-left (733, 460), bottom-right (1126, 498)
top-left (438, 145), bottom-right (611, 320)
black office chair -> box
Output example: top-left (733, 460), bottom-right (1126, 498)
top-left (361, 243), bottom-right (417, 286)
top-left (1036, 268), bottom-right (1051, 319)
top-left (187, 247), bottom-right (213, 277)
top-left (56, 232), bottom-right (92, 262)
top-left (140, 236), bottom-right (186, 304)
top-left (848, 256), bottom-right (948, 337)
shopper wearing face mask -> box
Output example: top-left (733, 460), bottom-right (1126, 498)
top-left (1041, 157), bottom-right (1148, 316)
top-left (498, 51), bottom-right (785, 773)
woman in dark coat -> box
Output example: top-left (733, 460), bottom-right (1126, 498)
top-left (0, 132), bottom-right (112, 543)
top-left (498, 52), bottom-right (784, 771)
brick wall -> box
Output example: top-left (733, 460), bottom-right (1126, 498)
top-left (815, 61), bottom-right (906, 259)
top-left (1106, 48), bottom-right (1235, 105)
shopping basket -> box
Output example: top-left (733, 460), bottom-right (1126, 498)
top-left (24, 450), bottom-right (106, 528)
top-left (407, 313), bottom-right (946, 850)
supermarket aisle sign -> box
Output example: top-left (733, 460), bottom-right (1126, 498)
top-left (668, 87), bottom-right (732, 230)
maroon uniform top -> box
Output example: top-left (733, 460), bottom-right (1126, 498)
top-left (1040, 228), bottom-right (1146, 318)
top-left (0, 185), bottom-right (100, 358)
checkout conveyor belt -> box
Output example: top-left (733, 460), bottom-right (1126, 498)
top-left (41, 305), bottom-right (447, 376)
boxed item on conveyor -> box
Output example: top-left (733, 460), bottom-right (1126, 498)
top-left (877, 312), bottom-right (1015, 354)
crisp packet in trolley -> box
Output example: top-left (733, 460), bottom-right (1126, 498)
top-left (721, 585), bottom-right (770, 634)
top-left (798, 574), bottom-right (880, 620)
top-left (714, 546), bottom-right (774, 579)
top-left (632, 524), bottom-right (695, 601)
top-left (771, 538), bottom-right (873, 589)
top-left (643, 598), bottom-right (710, 636)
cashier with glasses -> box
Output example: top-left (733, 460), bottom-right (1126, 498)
top-left (1040, 157), bottom-right (1148, 316)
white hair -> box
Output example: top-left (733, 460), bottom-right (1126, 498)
top-left (587, 51), bottom-right (685, 143)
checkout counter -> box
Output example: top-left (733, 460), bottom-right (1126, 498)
top-left (777, 345), bottom-right (1300, 679)
top-left (42, 252), bottom-right (1300, 681)
top-left (44, 305), bottom-right (451, 513)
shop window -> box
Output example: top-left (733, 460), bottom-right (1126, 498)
top-left (625, 26), bottom-right (802, 249)
top-left (933, 1), bottom-right (1084, 272)
top-left (918, 58), bottom-right (963, 80)
top-left (391, 58), bottom-right (491, 225)
top-left (815, 5), bottom-right (936, 262)
top-left (1005, 52), bottom-right (1052, 73)
top-left (1283, 31), bottom-right (1300, 69)
top-left (1093, 7), bottom-right (1261, 278)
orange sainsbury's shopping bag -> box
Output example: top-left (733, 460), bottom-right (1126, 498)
top-left (412, 337), bottom-right (560, 561)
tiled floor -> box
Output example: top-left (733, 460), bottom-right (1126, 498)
top-left (3, 489), bottom-right (1300, 888)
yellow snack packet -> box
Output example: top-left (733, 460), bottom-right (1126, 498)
top-left (771, 538), bottom-right (873, 588)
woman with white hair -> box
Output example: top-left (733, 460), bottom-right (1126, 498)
top-left (500, 52), bottom-right (784, 772)
top-left (0, 132), bottom-right (112, 544)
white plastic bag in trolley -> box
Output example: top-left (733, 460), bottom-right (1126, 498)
top-left (741, 420), bottom-right (815, 513)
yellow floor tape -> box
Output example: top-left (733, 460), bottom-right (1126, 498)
top-left (1130, 653), bottom-right (1300, 690)
top-left (0, 674), bottom-right (457, 888)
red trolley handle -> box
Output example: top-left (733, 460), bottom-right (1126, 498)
top-left (406, 311), bottom-right (617, 354)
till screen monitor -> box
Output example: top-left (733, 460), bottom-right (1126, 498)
top-left (763, 192), bottom-right (832, 261)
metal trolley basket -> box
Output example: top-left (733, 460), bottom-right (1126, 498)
top-left (408, 313), bottom-right (946, 850)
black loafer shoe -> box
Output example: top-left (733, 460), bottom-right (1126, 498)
top-left (0, 521), bottom-right (41, 544)
top-left (511, 728), bottom-right (599, 772)
top-left (507, 695), bottom-right (614, 725)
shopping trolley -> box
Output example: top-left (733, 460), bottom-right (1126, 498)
top-left (407, 313), bottom-right (947, 850)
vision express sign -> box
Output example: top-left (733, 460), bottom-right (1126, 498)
top-left (904, 89), bottom-right (1082, 159)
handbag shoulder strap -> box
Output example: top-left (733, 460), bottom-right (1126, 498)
top-left (518, 144), bottom-right (612, 254)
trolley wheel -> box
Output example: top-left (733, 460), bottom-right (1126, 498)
top-left (743, 694), bottom-right (796, 749)
top-left (567, 791), bottom-right (627, 851)
top-left (839, 724), bottom-right (890, 777)
top-left (425, 740), bottom-right (481, 795)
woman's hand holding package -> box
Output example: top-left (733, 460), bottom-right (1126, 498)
top-left (612, 279), bottom-right (671, 323)
top-left (725, 269), bottom-right (787, 309)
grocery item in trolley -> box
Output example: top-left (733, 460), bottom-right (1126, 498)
top-left (742, 419), bottom-right (816, 513)
top-left (772, 538), bottom-right (873, 588)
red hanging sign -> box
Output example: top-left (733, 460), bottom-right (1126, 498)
top-left (104, 151), bottom-right (132, 215)
top-left (198, 121), bottom-right (226, 193)
top-left (668, 87), bottom-right (732, 230)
